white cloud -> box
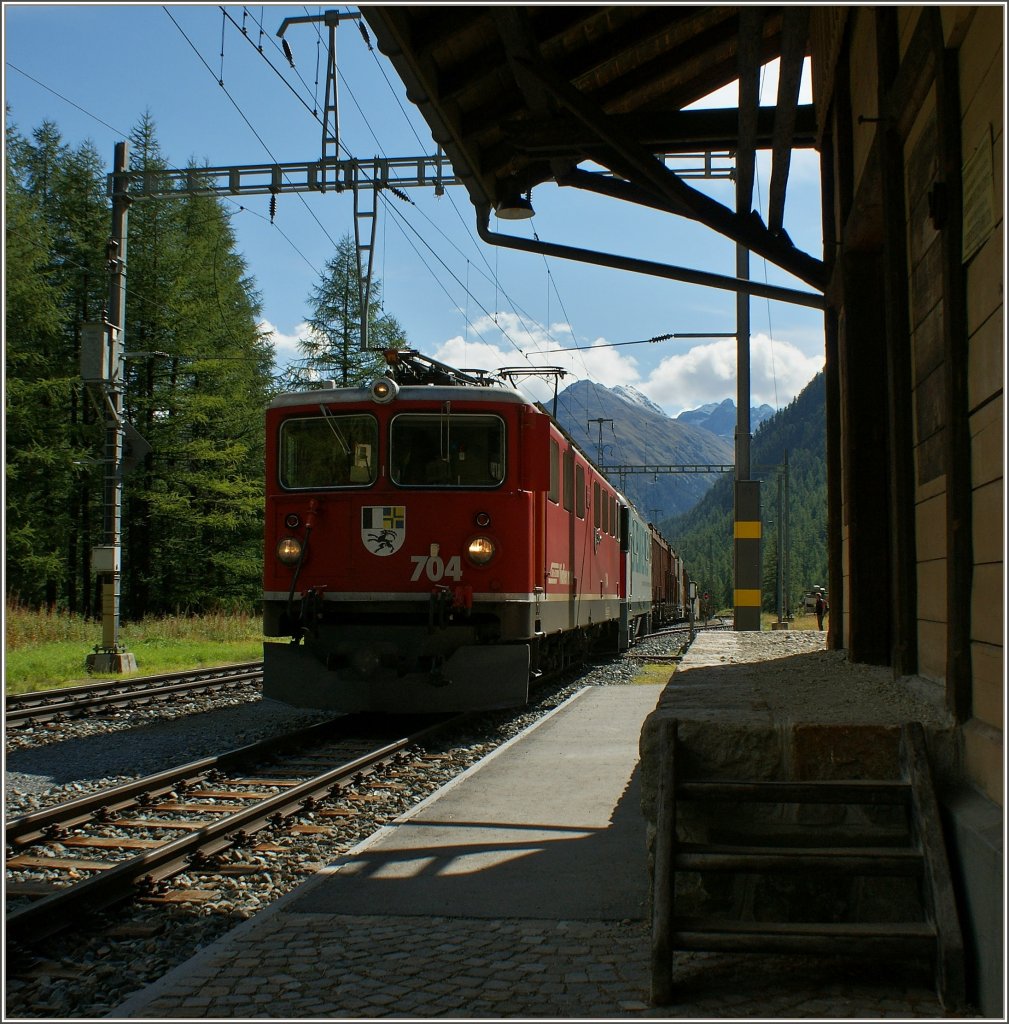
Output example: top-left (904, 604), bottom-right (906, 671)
top-left (429, 315), bottom-right (822, 420)
top-left (432, 312), bottom-right (639, 405)
top-left (259, 319), bottom-right (313, 362)
top-left (640, 333), bottom-right (823, 416)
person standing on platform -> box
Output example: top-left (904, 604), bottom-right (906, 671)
top-left (814, 589), bottom-right (829, 630)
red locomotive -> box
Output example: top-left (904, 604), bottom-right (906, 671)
top-left (262, 350), bottom-right (685, 713)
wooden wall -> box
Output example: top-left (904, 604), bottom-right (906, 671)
top-left (814, 5), bottom-right (1003, 807)
top-left (954, 7), bottom-right (1003, 806)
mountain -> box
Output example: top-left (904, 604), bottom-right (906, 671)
top-left (552, 380), bottom-right (734, 519)
top-left (676, 398), bottom-right (776, 437)
top-left (610, 384), bottom-right (668, 418)
top-left (661, 371), bottom-right (828, 613)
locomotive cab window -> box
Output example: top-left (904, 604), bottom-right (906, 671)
top-left (279, 414), bottom-right (378, 489)
top-left (391, 414), bottom-right (504, 487)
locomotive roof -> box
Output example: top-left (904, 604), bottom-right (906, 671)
top-left (268, 383), bottom-right (536, 411)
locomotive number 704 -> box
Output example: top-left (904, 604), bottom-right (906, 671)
top-left (410, 554), bottom-right (463, 582)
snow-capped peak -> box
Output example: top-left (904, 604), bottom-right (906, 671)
top-left (610, 385), bottom-right (667, 418)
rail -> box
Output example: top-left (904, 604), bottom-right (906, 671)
top-left (5, 663), bottom-right (263, 725)
top-left (6, 713), bottom-right (458, 945)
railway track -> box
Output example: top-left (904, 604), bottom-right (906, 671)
top-left (4, 619), bottom-right (719, 730)
top-left (4, 662), bottom-right (264, 727)
top-left (622, 617), bottom-right (730, 661)
top-left (5, 711), bottom-right (458, 946)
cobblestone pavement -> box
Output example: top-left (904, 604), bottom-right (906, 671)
top-left (113, 911), bottom-right (950, 1018)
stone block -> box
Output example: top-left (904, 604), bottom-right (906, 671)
top-left (791, 724), bottom-right (902, 780)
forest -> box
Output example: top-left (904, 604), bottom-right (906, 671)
top-left (661, 371), bottom-right (829, 615)
top-left (5, 115), bottom-right (403, 619)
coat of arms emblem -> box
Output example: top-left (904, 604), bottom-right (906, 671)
top-left (361, 505), bottom-right (406, 556)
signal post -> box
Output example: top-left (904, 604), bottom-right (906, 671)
top-left (83, 141), bottom-right (137, 673)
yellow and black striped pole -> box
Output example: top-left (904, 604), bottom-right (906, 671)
top-left (734, 479), bottom-right (762, 630)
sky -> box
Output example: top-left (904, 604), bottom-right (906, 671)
top-left (4, 3), bottom-right (827, 418)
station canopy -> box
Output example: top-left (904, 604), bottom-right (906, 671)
top-left (361, 5), bottom-right (825, 291)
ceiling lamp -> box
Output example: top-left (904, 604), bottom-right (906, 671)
top-left (494, 193), bottom-right (535, 220)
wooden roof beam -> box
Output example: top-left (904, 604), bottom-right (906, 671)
top-left (509, 51), bottom-right (826, 290)
top-left (491, 7), bottom-right (578, 189)
top-left (768, 7), bottom-right (811, 235)
top-left (736, 8), bottom-right (764, 213)
top-left (497, 105), bottom-right (819, 157)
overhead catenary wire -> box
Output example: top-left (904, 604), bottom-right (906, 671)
top-left (3, 77), bottom-right (301, 358)
top-left (7, 39), bottom-right (326, 324)
top-left (215, 2), bottom-right (635, 410)
top-left (8, 15), bottom-right (484, 383)
top-left (216, 4), bottom-right (566, 382)
top-left (219, 7), bottom-right (322, 126)
top-left (6, 62), bottom-right (124, 137)
top-left (177, 8), bottom-right (535, 379)
top-left (354, 21), bottom-right (599, 377)
top-left (16, 7), bottom-right (713, 416)
top-left (543, 331), bottom-right (736, 354)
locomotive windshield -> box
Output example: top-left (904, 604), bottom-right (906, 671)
top-left (391, 413), bottom-right (505, 487)
top-left (279, 414), bottom-right (378, 488)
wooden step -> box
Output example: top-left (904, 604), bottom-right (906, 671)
top-left (676, 779), bottom-right (911, 805)
top-left (706, 823), bottom-right (912, 848)
top-left (673, 843), bottom-right (923, 876)
top-left (671, 917), bottom-right (936, 957)
top-left (650, 719), bottom-right (965, 1012)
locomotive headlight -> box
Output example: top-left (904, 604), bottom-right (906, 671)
top-left (276, 536), bottom-right (303, 565)
top-left (467, 535), bottom-right (496, 565)
top-left (370, 377), bottom-right (399, 404)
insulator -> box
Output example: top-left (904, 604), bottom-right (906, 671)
top-left (269, 193), bottom-right (277, 223)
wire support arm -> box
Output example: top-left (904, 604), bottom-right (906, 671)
top-left (107, 156), bottom-right (458, 200)
top-left (475, 206), bottom-right (826, 311)
top-left (601, 464), bottom-right (736, 475)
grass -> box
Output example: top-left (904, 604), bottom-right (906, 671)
top-left (631, 663), bottom-right (678, 686)
top-left (706, 609), bottom-right (826, 631)
top-left (4, 603), bottom-right (264, 694)
top-left (762, 611), bottom-right (826, 632)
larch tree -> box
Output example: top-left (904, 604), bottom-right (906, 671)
top-left (288, 233), bottom-right (407, 389)
top-left (4, 119), bottom-right (108, 612)
top-left (119, 115), bottom-right (273, 616)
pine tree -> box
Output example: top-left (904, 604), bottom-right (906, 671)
top-left (4, 119), bottom-right (107, 610)
top-left (119, 116), bottom-right (274, 615)
top-left (290, 233), bottom-right (407, 387)
top-left (6, 112), bottom-right (275, 616)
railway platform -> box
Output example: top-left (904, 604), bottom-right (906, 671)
top-left (110, 632), bottom-right (950, 1019)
